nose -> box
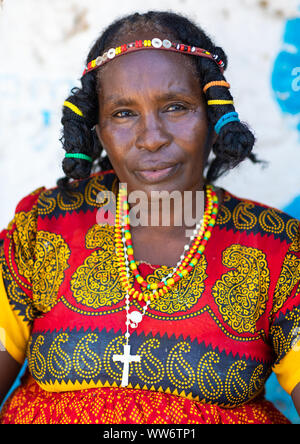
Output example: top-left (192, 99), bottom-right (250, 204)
top-left (135, 112), bottom-right (171, 152)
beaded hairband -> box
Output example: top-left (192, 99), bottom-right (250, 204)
top-left (82, 38), bottom-right (225, 76)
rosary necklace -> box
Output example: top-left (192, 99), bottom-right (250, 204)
top-left (113, 184), bottom-right (219, 386)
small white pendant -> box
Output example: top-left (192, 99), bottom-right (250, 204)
top-left (128, 310), bottom-right (143, 328)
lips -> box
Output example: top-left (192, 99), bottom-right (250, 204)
top-left (134, 163), bottom-right (180, 183)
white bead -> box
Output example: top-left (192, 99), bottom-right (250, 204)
top-left (125, 332), bottom-right (130, 338)
top-left (163, 39), bottom-right (172, 49)
top-left (129, 311), bottom-right (143, 324)
top-left (152, 38), bottom-right (162, 48)
top-left (107, 48), bottom-right (116, 59)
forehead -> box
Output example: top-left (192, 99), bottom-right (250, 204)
top-left (97, 50), bottom-right (201, 99)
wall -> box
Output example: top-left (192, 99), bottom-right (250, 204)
top-left (0, 0), bottom-right (299, 423)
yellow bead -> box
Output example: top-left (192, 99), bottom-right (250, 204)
top-left (205, 231), bottom-right (211, 238)
top-left (166, 278), bottom-right (175, 286)
top-left (198, 245), bottom-right (205, 252)
top-left (127, 248), bottom-right (133, 255)
top-left (150, 283), bottom-right (158, 290)
top-left (190, 258), bottom-right (198, 266)
top-left (181, 269), bottom-right (188, 277)
top-left (136, 276), bottom-right (144, 284)
top-left (130, 263), bottom-right (137, 270)
top-left (124, 232), bottom-right (131, 240)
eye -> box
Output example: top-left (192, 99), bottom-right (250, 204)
top-left (165, 103), bottom-right (187, 112)
top-left (113, 109), bottom-right (136, 118)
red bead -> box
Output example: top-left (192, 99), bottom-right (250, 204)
top-left (186, 265), bottom-right (193, 272)
top-left (173, 274), bottom-right (180, 282)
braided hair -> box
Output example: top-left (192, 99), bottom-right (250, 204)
top-left (58, 10), bottom-right (262, 192)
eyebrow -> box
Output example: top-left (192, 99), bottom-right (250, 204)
top-left (104, 90), bottom-right (196, 107)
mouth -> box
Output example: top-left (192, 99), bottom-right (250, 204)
top-left (134, 163), bottom-right (181, 184)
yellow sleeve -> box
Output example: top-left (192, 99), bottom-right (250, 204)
top-left (272, 338), bottom-right (300, 395)
top-left (0, 263), bottom-right (30, 364)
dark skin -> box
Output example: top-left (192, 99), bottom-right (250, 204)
top-left (0, 34), bottom-right (299, 417)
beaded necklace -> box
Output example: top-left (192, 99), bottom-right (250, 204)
top-left (113, 185), bottom-right (219, 386)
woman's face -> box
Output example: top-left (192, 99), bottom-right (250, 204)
top-left (96, 47), bottom-right (212, 196)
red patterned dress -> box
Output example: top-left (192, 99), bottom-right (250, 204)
top-left (0, 170), bottom-right (299, 424)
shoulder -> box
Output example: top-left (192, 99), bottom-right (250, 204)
top-left (35, 170), bottom-right (118, 219)
top-left (216, 187), bottom-right (299, 248)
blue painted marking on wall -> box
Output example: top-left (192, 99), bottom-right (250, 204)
top-left (284, 195), bottom-right (300, 219)
top-left (271, 18), bottom-right (300, 135)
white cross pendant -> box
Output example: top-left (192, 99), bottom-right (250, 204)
top-left (113, 344), bottom-right (141, 387)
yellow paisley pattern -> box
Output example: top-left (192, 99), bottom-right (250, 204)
top-left (33, 231), bottom-right (71, 312)
top-left (73, 333), bottom-right (102, 379)
top-left (85, 174), bottom-right (118, 207)
top-left (166, 342), bottom-right (196, 390)
top-left (70, 225), bottom-right (124, 308)
top-left (197, 351), bottom-right (223, 401)
top-left (38, 190), bottom-right (57, 216)
top-left (212, 244), bottom-right (270, 334)
top-left (135, 338), bottom-right (165, 385)
top-left (27, 331), bottom-right (270, 407)
top-left (57, 189), bottom-right (84, 212)
top-left (232, 202), bottom-right (257, 230)
top-left (27, 335), bottom-right (46, 380)
top-left (144, 255), bottom-right (207, 313)
top-left (270, 307), bottom-right (300, 363)
top-left (271, 253), bottom-right (300, 316)
top-left (47, 333), bottom-right (72, 379)
top-left (259, 208), bottom-right (285, 235)
top-left (11, 207), bottom-right (38, 283)
top-left (286, 218), bottom-right (300, 252)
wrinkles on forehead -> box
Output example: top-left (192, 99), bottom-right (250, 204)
top-left (96, 45), bottom-right (198, 95)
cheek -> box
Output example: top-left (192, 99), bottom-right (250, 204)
top-left (167, 112), bottom-right (208, 157)
top-left (99, 122), bottom-right (133, 168)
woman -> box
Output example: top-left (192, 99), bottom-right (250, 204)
top-left (0, 11), bottom-right (299, 424)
